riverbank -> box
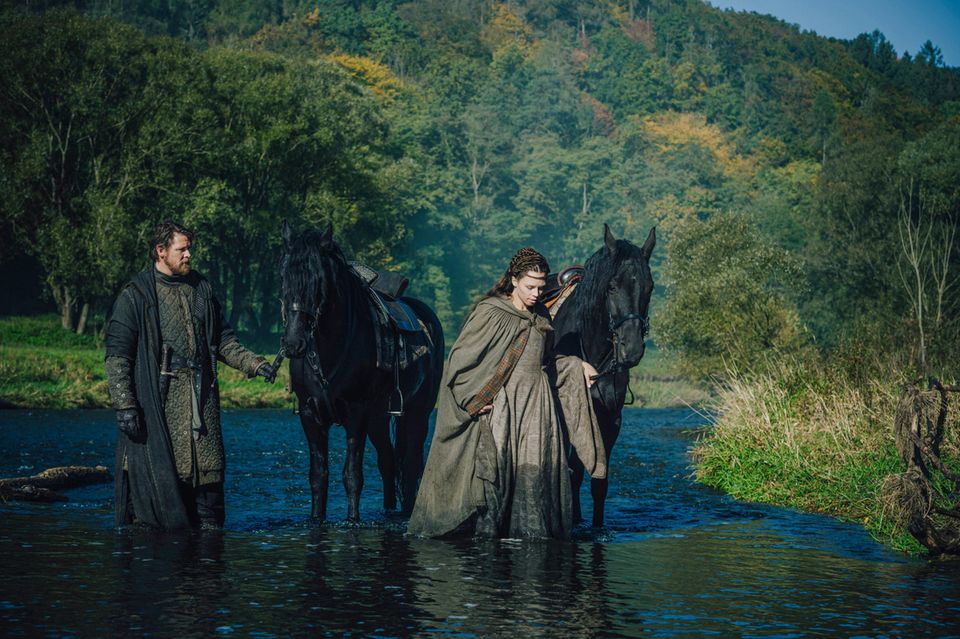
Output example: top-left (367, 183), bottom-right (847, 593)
top-left (0, 315), bottom-right (710, 409)
top-left (692, 358), bottom-right (960, 554)
top-left (0, 315), bottom-right (290, 409)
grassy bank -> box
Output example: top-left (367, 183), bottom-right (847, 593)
top-left (0, 315), bottom-right (291, 409)
top-left (693, 359), bottom-right (960, 554)
top-left (631, 347), bottom-right (713, 408)
top-left (0, 315), bottom-right (709, 410)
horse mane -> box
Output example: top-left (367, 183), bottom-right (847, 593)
top-left (573, 238), bottom-right (645, 330)
top-left (281, 228), bottom-right (350, 305)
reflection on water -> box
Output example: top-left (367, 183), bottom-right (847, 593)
top-left (2, 409), bottom-right (960, 637)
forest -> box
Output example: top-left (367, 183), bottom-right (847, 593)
top-left (2, 0), bottom-right (959, 377)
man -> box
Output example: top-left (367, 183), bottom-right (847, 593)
top-left (105, 221), bottom-right (275, 529)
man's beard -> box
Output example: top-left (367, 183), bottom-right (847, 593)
top-left (164, 256), bottom-right (190, 275)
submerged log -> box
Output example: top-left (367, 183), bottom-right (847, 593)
top-left (0, 465), bottom-right (112, 503)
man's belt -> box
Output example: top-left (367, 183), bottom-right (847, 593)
top-left (168, 351), bottom-right (202, 372)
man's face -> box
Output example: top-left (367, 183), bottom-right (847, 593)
top-left (157, 232), bottom-right (191, 276)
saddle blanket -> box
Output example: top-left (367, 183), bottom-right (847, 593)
top-left (381, 297), bottom-right (421, 333)
top-left (370, 293), bottom-right (431, 373)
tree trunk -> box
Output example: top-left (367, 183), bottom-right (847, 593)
top-left (51, 283), bottom-right (74, 330)
top-left (76, 301), bottom-right (90, 335)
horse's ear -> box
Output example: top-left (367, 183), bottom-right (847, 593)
top-left (321, 222), bottom-right (334, 244)
top-left (604, 223), bottom-right (617, 254)
top-left (282, 219), bottom-right (293, 250)
top-left (641, 226), bottom-right (656, 260)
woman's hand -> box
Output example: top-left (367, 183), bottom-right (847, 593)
top-left (581, 361), bottom-right (598, 388)
top-left (478, 404), bottom-right (494, 415)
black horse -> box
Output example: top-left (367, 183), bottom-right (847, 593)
top-left (279, 222), bottom-right (444, 521)
top-left (552, 224), bottom-right (655, 527)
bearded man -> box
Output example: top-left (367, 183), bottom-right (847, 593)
top-left (105, 221), bottom-right (275, 529)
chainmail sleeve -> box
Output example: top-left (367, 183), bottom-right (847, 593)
top-left (106, 355), bottom-right (137, 410)
top-left (213, 294), bottom-right (265, 377)
top-left (219, 333), bottom-right (265, 377)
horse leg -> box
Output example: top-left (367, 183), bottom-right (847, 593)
top-left (366, 410), bottom-right (397, 512)
top-left (300, 398), bottom-right (331, 520)
top-left (591, 413), bottom-right (622, 528)
top-left (569, 451), bottom-right (586, 524)
top-left (342, 414), bottom-right (367, 523)
top-left (395, 408), bottom-right (429, 515)
top-left (590, 477), bottom-right (609, 528)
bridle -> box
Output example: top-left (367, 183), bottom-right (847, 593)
top-left (582, 265), bottom-right (651, 406)
top-left (283, 300), bottom-right (320, 332)
top-left (280, 282), bottom-right (351, 421)
top-left (590, 310), bottom-right (650, 380)
top-left (609, 312), bottom-right (650, 338)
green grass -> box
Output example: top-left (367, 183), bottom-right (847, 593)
top-left (0, 314), bottom-right (103, 349)
top-left (1, 316), bottom-right (705, 410)
top-left (630, 345), bottom-right (713, 408)
top-left (0, 315), bottom-right (292, 409)
top-left (692, 360), bottom-right (960, 554)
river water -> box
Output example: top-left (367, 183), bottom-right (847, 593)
top-left (1, 408), bottom-right (958, 638)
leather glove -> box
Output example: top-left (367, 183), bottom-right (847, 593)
top-left (116, 408), bottom-right (145, 441)
top-left (255, 361), bottom-right (277, 384)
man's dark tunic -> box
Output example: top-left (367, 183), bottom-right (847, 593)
top-left (105, 266), bottom-right (264, 528)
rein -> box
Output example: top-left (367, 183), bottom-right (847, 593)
top-left (281, 263), bottom-right (359, 421)
top-left (588, 311), bottom-right (650, 379)
top-left (581, 296), bottom-right (650, 408)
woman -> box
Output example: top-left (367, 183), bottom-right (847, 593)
top-left (408, 248), bottom-right (606, 539)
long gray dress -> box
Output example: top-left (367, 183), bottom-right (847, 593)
top-left (408, 296), bottom-right (605, 539)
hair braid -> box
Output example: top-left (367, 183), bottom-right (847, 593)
top-left (484, 247), bottom-right (549, 299)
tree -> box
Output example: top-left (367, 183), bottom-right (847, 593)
top-left (658, 211), bottom-right (808, 379)
top-left (808, 90), bottom-right (837, 166)
top-left (0, 10), bottom-right (178, 332)
top-left (180, 48), bottom-right (414, 338)
top-left (894, 120), bottom-right (960, 370)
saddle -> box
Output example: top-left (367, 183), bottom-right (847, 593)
top-left (351, 262), bottom-right (409, 299)
top-left (352, 262), bottom-right (434, 415)
top-left (543, 265), bottom-right (584, 318)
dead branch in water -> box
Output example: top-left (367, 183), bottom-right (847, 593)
top-left (0, 465), bottom-right (112, 503)
top-left (882, 379), bottom-right (960, 555)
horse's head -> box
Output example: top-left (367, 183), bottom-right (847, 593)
top-left (279, 220), bottom-right (343, 358)
top-left (598, 224), bottom-right (656, 369)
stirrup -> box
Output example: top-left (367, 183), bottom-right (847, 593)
top-left (388, 387), bottom-right (404, 416)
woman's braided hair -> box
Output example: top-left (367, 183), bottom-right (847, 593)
top-left (485, 247), bottom-right (549, 299)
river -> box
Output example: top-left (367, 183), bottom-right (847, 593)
top-left (1, 408), bottom-right (958, 637)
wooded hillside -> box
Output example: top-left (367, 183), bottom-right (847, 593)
top-left (2, 0), bottom-right (958, 378)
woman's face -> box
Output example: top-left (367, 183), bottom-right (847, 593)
top-left (511, 271), bottom-right (546, 309)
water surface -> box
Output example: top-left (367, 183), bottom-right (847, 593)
top-left (1, 408), bottom-right (958, 637)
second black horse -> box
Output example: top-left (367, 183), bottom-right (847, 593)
top-left (552, 224), bottom-right (656, 527)
top-left (279, 222), bottom-right (444, 521)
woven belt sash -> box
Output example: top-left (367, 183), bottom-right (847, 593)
top-left (464, 325), bottom-right (531, 417)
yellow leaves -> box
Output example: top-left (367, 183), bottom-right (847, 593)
top-left (323, 52), bottom-right (403, 100)
top-left (644, 190), bottom-right (716, 234)
top-left (303, 8), bottom-right (321, 27)
top-left (481, 3), bottom-right (533, 53)
top-left (638, 111), bottom-right (754, 180)
top-left (805, 67), bottom-right (850, 108)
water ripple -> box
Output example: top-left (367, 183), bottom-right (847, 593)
top-left (1, 408), bottom-right (958, 637)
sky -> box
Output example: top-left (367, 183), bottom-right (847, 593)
top-left (711, 0), bottom-right (960, 67)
